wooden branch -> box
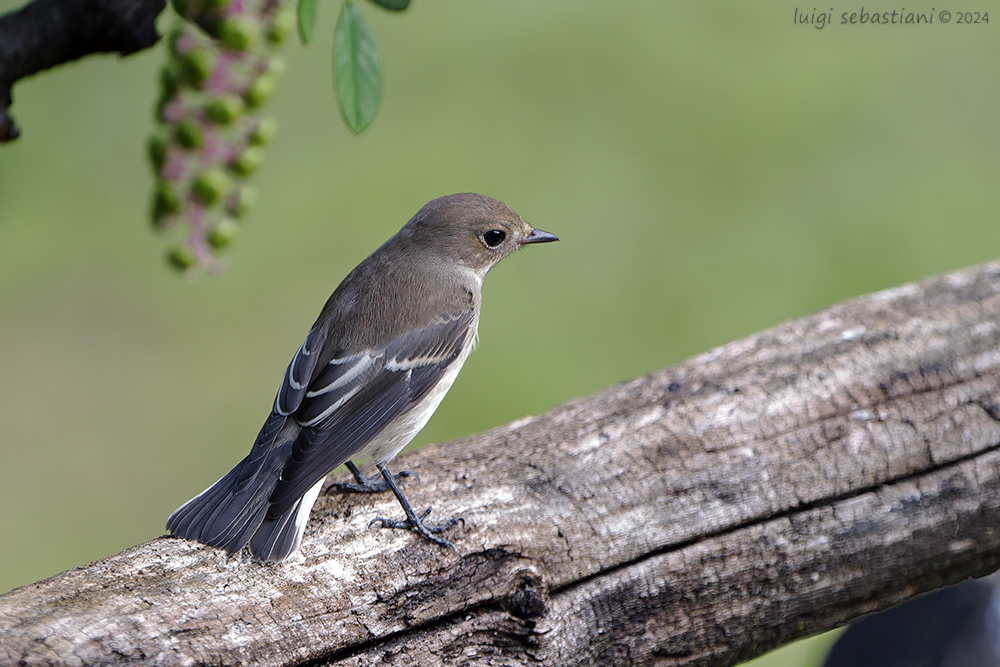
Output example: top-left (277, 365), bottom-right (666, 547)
top-left (4, 261), bottom-right (1000, 666)
top-left (0, 0), bottom-right (165, 142)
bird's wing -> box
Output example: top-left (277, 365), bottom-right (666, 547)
top-left (224, 323), bottom-right (330, 491)
top-left (276, 323), bottom-right (329, 417)
top-left (265, 307), bottom-right (476, 518)
top-left (166, 325), bottom-right (331, 551)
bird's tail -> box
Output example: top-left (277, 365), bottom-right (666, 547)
top-left (247, 479), bottom-right (325, 562)
top-left (167, 458), bottom-right (325, 563)
top-left (166, 458), bottom-right (276, 557)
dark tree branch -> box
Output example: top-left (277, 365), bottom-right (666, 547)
top-left (0, 0), bottom-right (165, 142)
top-left (3, 261), bottom-right (1000, 665)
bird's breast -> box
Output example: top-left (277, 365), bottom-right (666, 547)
top-left (360, 323), bottom-right (477, 466)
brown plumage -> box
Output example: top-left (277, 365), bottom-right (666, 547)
top-left (167, 193), bottom-right (557, 562)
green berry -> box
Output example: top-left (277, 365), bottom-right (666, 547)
top-left (167, 25), bottom-right (187, 56)
top-left (245, 73), bottom-right (277, 108)
top-left (180, 48), bottom-right (214, 84)
top-left (267, 9), bottom-right (295, 44)
top-left (147, 135), bottom-right (168, 171)
top-left (170, 0), bottom-right (190, 18)
top-left (167, 246), bottom-right (196, 271)
top-left (192, 167), bottom-right (230, 205)
top-left (249, 117), bottom-right (277, 145)
top-left (266, 55), bottom-right (287, 78)
top-left (230, 146), bottom-right (265, 176)
top-left (151, 180), bottom-right (182, 223)
top-left (227, 185), bottom-right (257, 217)
top-left (219, 17), bottom-right (261, 52)
top-left (208, 219), bottom-right (239, 249)
top-left (154, 180), bottom-right (181, 213)
top-left (154, 94), bottom-right (172, 123)
top-left (205, 94), bottom-right (245, 124)
top-left (175, 119), bottom-right (204, 148)
top-left (160, 63), bottom-right (181, 97)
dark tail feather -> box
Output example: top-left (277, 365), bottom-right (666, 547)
top-left (166, 460), bottom-right (278, 557)
top-left (247, 479), bottom-right (325, 562)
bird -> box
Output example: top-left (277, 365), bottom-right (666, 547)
top-left (167, 193), bottom-right (558, 562)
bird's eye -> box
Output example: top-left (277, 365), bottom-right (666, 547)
top-left (482, 229), bottom-right (506, 248)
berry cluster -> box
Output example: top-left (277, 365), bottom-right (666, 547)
top-left (149, 0), bottom-right (293, 272)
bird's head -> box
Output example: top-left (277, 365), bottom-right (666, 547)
top-left (404, 193), bottom-right (558, 279)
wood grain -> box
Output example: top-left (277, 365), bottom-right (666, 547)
top-left (4, 261), bottom-right (1000, 666)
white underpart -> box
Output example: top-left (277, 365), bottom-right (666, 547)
top-left (289, 478), bottom-right (325, 556)
top-left (361, 321), bottom-right (478, 466)
top-left (460, 264), bottom-right (486, 289)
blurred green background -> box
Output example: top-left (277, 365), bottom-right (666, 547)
top-left (1, 1), bottom-right (997, 664)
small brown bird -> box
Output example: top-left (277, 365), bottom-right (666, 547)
top-left (167, 193), bottom-right (558, 562)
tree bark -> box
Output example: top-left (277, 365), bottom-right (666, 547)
top-left (0, 0), bottom-right (165, 141)
top-left (3, 261), bottom-right (1000, 667)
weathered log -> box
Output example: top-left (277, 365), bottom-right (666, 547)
top-left (3, 261), bottom-right (1000, 667)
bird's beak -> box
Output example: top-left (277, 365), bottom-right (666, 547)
top-left (520, 228), bottom-right (559, 245)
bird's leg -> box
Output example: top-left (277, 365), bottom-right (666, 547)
top-left (369, 463), bottom-right (463, 549)
top-left (327, 461), bottom-right (419, 494)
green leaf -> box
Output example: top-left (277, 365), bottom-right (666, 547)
top-left (297, 0), bottom-right (318, 44)
top-left (333, 1), bottom-right (382, 134)
top-left (368, 0), bottom-right (409, 11)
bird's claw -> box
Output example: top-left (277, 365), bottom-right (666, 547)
top-left (369, 508), bottom-right (464, 550)
top-left (329, 469), bottom-right (419, 494)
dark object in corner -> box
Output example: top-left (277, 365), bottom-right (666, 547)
top-left (823, 576), bottom-right (1000, 667)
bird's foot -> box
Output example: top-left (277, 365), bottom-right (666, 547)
top-left (328, 462), bottom-right (419, 494)
top-left (370, 508), bottom-right (464, 550)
